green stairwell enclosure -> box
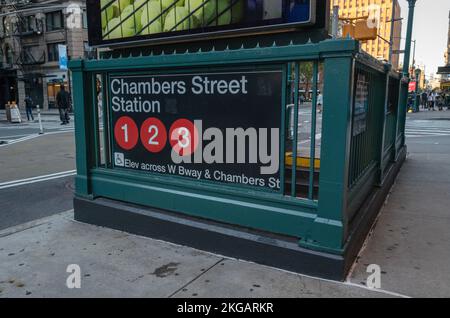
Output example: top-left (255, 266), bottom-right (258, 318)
top-left (70, 38), bottom-right (407, 279)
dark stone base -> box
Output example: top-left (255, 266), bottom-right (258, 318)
top-left (74, 146), bottom-right (406, 281)
top-left (74, 196), bottom-right (345, 280)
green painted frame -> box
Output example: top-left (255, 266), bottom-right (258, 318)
top-left (69, 38), bottom-right (386, 254)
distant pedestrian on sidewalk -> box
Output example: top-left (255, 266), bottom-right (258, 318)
top-left (428, 92), bottom-right (435, 111)
top-left (421, 91), bottom-right (428, 109)
top-left (438, 92), bottom-right (445, 111)
top-left (317, 92), bottom-right (323, 113)
top-left (56, 85), bottom-right (70, 125)
top-left (24, 95), bottom-right (34, 121)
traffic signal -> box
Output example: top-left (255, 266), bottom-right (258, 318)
top-left (342, 18), bottom-right (377, 41)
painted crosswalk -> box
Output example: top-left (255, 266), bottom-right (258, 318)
top-left (406, 121), bottom-right (450, 138)
top-left (0, 170), bottom-right (76, 190)
top-left (0, 128), bottom-right (74, 147)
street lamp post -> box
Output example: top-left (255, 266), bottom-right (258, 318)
top-left (402, 0), bottom-right (417, 79)
top-left (397, 0), bottom-right (417, 146)
top-left (388, 0), bottom-right (397, 64)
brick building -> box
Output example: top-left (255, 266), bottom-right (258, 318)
top-left (332, 0), bottom-right (402, 69)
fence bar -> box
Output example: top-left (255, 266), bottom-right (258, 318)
top-left (291, 62), bottom-right (300, 197)
top-left (308, 61), bottom-right (318, 200)
top-left (91, 73), bottom-right (100, 167)
top-left (101, 73), bottom-right (110, 168)
top-left (279, 65), bottom-right (288, 195)
top-left (71, 60), bottom-right (90, 197)
top-left (287, 62), bottom-right (292, 104)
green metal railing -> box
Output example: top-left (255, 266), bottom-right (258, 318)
top-left (285, 60), bottom-right (321, 200)
top-left (348, 62), bottom-right (383, 189)
top-left (346, 55), bottom-right (403, 226)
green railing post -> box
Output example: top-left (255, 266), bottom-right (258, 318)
top-left (300, 52), bottom-right (355, 252)
top-left (291, 62), bottom-right (300, 197)
top-left (378, 67), bottom-right (390, 183)
top-left (70, 59), bottom-right (91, 197)
top-left (396, 0), bottom-right (417, 153)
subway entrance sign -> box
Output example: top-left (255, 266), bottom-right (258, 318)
top-left (72, 0), bottom-right (408, 280)
top-left (109, 69), bottom-right (282, 190)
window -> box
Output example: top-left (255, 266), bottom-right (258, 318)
top-left (46, 11), bottom-right (64, 31)
top-left (5, 45), bottom-right (13, 64)
top-left (20, 15), bottom-right (36, 32)
top-left (82, 10), bottom-right (88, 29)
top-left (2, 16), bottom-right (10, 35)
top-left (84, 41), bottom-right (96, 59)
top-left (47, 42), bottom-right (64, 62)
top-left (22, 45), bottom-right (40, 63)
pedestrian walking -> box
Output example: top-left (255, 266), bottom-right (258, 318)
top-left (317, 92), bottom-right (323, 113)
top-left (438, 93), bottom-right (444, 111)
top-left (24, 95), bottom-right (34, 121)
top-left (432, 91), bottom-right (438, 111)
top-left (445, 92), bottom-right (450, 110)
top-left (97, 91), bottom-right (103, 119)
top-left (428, 92), bottom-right (435, 111)
top-left (56, 85), bottom-right (70, 125)
top-left (421, 91), bottom-right (428, 109)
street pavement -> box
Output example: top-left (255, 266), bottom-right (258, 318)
top-left (295, 102), bottom-right (322, 158)
top-left (0, 110), bottom-right (74, 144)
top-left (0, 111), bottom-right (75, 230)
top-left (0, 108), bottom-right (449, 297)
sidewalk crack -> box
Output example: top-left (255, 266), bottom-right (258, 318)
top-left (167, 258), bottom-right (226, 298)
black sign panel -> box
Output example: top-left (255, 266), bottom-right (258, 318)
top-left (109, 69), bottom-right (282, 191)
top-left (353, 73), bottom-right (368, 136)
top-left (87, 0), bottom-right (326, 47)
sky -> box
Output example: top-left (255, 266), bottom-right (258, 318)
top-left (398, 0), bottom-right (450, 78)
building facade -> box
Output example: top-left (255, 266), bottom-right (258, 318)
top-left (0, 0), bottom-right (94, 110)
top-left (332, 0), bottom-right (402, 70)
top-left (446, 11), bottom-right (450, 66)
top-left (437, 11), bottom-right (450, 91)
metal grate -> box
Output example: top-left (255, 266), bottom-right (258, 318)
top-left (284, 60), bottom-right (322, 200)
top-left (348, 63), bottom-right (382, 189)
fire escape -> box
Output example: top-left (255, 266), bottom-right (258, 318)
top-left (1, 1), bottom-right (46, 73)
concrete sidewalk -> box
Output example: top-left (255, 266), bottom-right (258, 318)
top-left (0, 211), bottom-right (390, 298)
top-left (0, 109), bottom-right (64, 117)
top-left (349, 110), bottom-right (450, 297)
top-left (0, 109), bottom-right (72, 124)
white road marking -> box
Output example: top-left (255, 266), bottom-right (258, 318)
top-left (0, 133), bottom-right (29, 139)
top-left (0, 134), bottom-right (41, 146)
top-left (405, 123), bottom-right (450, 138)
top-left (0, 129), bottom-right (74, 147)
top-left (0, 170), bottom-right (76, 190)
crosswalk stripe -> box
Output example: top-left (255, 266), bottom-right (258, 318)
top-left (0, 170), bottom-right (76, 190)
top-left (406, 127), bottom-right (450, 131)
top-left (406, 131), bottom-right (450, 135)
